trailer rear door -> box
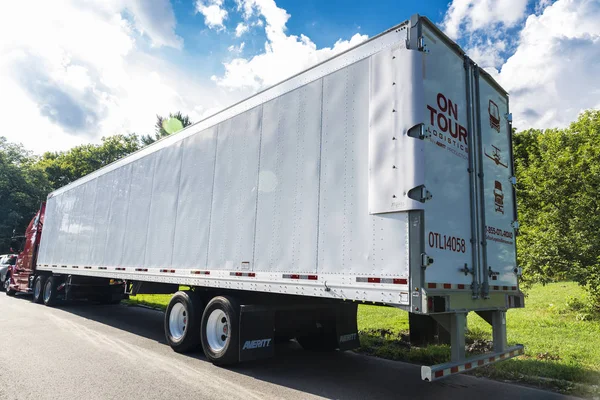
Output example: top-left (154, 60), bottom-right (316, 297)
top-left (419, 19), bottom-right (518, 298)
top-left (474, 72), bottom-right (518, 293)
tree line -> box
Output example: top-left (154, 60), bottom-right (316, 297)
top-left (1, 110), bottom-right (599, 306)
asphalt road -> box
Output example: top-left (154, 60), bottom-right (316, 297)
top-left (0, 293), bottom-right (578, 400)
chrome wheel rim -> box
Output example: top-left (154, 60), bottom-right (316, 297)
top-left (169, 302), bottom-right (187, 341)
top-left (206, 309), bottom-right (229, 352)
top-left (43, 281), bottom-right (52, 303)
top-left (34, 278), bottom-right (41, 299)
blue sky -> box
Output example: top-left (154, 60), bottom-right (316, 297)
top-left (0, 0), bottom-right (598, 153)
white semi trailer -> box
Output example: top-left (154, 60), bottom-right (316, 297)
top-left (18, 15), bottom-right (523, 381)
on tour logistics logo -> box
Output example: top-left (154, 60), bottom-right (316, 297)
top-left (484, 145), bottom-right (508, 168)
top-left (426, 92), bottom-right (469, 160)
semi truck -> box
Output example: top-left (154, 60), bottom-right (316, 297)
top-left (5, 14), bottom-right (524, 381)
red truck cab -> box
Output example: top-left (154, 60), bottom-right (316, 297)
top-left (6, 203), bottom-right (45, 295)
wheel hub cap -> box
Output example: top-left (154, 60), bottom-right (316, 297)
top-left (169, 303), bottom-right (187, 341)
top-left (206, 309), bottom-right (229, 352)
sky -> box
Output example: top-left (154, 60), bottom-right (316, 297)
top-left (0, 0), bottom-right (598, 154)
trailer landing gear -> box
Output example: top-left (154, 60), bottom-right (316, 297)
top-left (421, 310), bottom-right (524, 381)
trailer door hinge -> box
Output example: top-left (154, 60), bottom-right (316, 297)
top-left (408, 185), bottom-right (432, 203)
top-left (459, 263), bottom-right (473, 276)
top-left (488, 267), bottom-right (500, 278)
top-left (421, 253), bottom-right (434, 268)
top-left (407, 123), bottom-right (428, 140)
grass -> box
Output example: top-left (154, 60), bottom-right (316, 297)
top-left (126, 282), bottom-right (600, 398)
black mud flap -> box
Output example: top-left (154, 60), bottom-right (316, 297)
top-left (239, 305), bottom-right (275, 362)
top-left (335, 302), bottom-right (360, 351)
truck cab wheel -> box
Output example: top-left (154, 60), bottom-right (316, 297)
top-left (165, 291), bottom-right (204, 353)
top-left (42, 276), bottom-right (59, 306)
top-left (32, 275), bottom-right (47, 304)
top-left (200, 296), bottom-right (240, 366)
top-left (4, 275), bottom-right (15, 296)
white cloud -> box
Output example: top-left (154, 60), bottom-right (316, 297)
top-left (492, 0), bottom-right (600, 129)
top-left (0, 0), bottom-right (233, 154)
top-left (443, 0), bottom-right (529, 40)
top-left (213, 0), bottom-right (368, 90)
top-left (195, 0), bottom-right (228, 30)
top-left (235, 22), bottom-right (249, 37)
top-left (227, 42), bottom-right (246, 53)
top-left (125, 0), bottom-right (183, 48)
top-left (442, 0), bottom-right (600, 130)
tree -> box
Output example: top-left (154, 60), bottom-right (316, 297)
top-left (0, 137), bottom-right (52, 252)
top-left (37, 133), bottom-right (141, 189)
top-left (141, 112), bottom-right (192, 146)
top-left (515, 110), bottom-right (600, 307)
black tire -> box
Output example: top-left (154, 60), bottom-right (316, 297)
top-left (201, 296), bottom-right (240, 366)
top-left (164, 291), bottom-right (204, 353)
top-left (5, 274), bottom-right (15, 296)
top-left (42, 276), bottom-right (59, 306)
top-left (297, 326), bottom-right (338, 352)
top-left (32, 275), bottom-right (47, 304)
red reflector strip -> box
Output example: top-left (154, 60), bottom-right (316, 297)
top-left (84, 266), bottom-right (92, 269)
top-left (356, 277), bottom-right (407, 284)
top-left (511, 286), bottom-right (517, 291)
top-left (135, 268), bottom-right (148, 272)
top-left (503, 286), bottom-right (508, 290)
top-left (493, 285), bottom-right (500, 290)
top-left (283, 274), bottom-right (318, 280)
top-left (191, 270), bottom-right (210, 275)
top-left (230, 272), bottom-right (256, 277)
top-left (98, 267), bottom-right (107, 270)
top-left (52, 265), bottom-right (57, 268)
top-left (61, 265), bottom-right (67, 268)
top-left (115, 267), bottom-right (126, 271)
top-left (160, 269), bottom-right (176, 273)
top-left (425, 346), bottom-right (524, 381)
top-left (72, 266), bottom-right (79, 269)
top-left (426, 283), bottom-right (472, 290)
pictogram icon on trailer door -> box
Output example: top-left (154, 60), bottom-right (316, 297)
top-left (493, 180), bottom-right (504, 214)
top-left (484, 145), bottom-right (508, 168)
top-left (489, 100), bottom-right (500, 133)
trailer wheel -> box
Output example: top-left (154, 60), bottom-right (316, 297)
top-left (165, 291), bottom-right (204, 353)
top-left (32, 275), bottom-right (47, 304)
top-left (42, 276), bottom-right (59, 307)
top-left (201, 296), bottom-right (240, 366)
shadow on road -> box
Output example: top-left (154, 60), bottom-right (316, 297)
top-left (8, 294), bottom-right (575, 400)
